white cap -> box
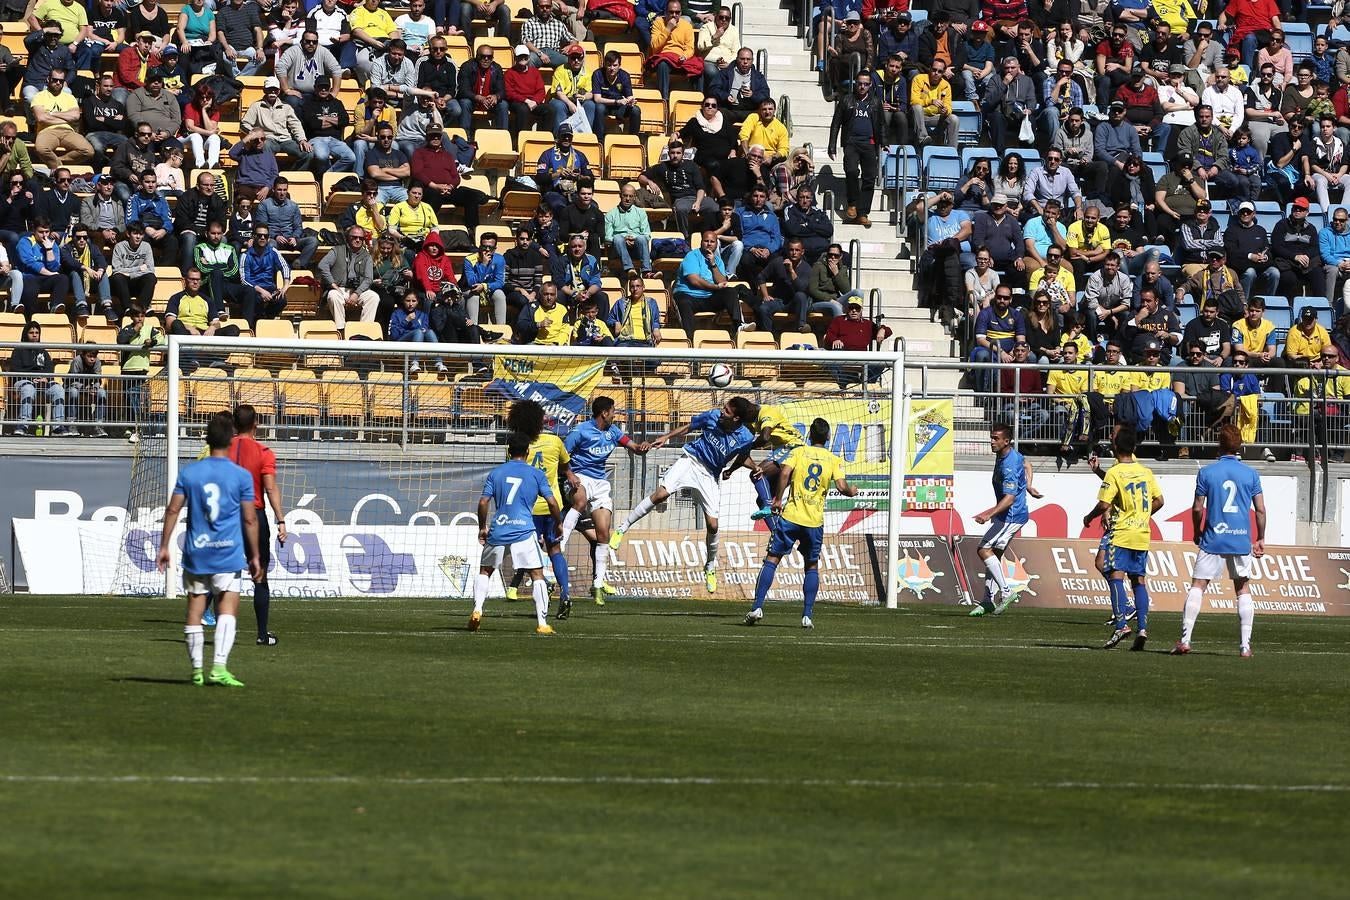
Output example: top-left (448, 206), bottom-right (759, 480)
top-left (514, 44), bottom-right (529, 57)
top-left (1237, 200), bottom-right (1256, 213)
top-left (263, 76), bottom-right (281, 90)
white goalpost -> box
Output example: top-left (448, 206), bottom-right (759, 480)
top-left (105, 338), bottom-right (908, 608)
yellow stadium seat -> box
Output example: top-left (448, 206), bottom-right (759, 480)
top-left (667, 90), bottom-right (704, 131)
top-left (32, 313), bottom-right (74, 344)
top-left (572, 132), bottom-right (600, 162)
top-left (282, 171), bottom-right (320, 218)
top-left (279, 369), bottom-right (321, 418)
top-left (472, 36), bottom-right (513, 71)
top-left (321, 370), bottom-right (366, 425)
top-left (692, 328), bottom-right (733, 350)
top-left (367, 371), bottom-right (407, 422)
top-left (256, 320), bottom-right (297, 341)
top-left (633, 89), bottom-right (666, 134)
top-left (413, 371), bottom-right (457, 423)
top-left (474, 129), bottom-right (519, 171)
top-left (737, 332), bottom-right (779, 381)
top-left (604, 134), bottom-right (644, 182)
top-left (607, 42), bottom-right (645, 87)
top-left (591, 178), bottom-right (620, 214)
top-left (189, 367), bottom-right (232, 421)
top-left (323, 170), bottom-right (360, 216)
top-left (233, 367), bottom-right (276, 412)
top-left (344, 321), bottom-right (384, 341)
top-left (445, 34), bottom-right (470, 67)
top-left (517, 131), bottom-right (557, 174)
top-left (498, 189), bottom-right (543, 222)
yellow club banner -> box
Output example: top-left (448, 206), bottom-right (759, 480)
top-left (489, 355), bottom-right (608, 428)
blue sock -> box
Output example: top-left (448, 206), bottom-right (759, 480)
top-left (1109, 578), bottom-right (1128, 630)
top-left (752, 473), bottom-right (772, 509)
top-left (753, 560), bottom-right (777, 610)
top-left (1132, 581), bottom-right (1150, 632)
top-left (803, 568), bottom-right (820, 618)
top-left (550, 551), bottom-right (569, 599)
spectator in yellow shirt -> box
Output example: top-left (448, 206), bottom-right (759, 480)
top-left (1066, 204), bottom-right (1111, 283)
top-left (549, 44), bottom-right (595, 136)
top-left (738, 98), bottom-right (790, 165)
top-left (909, 59), bottom-right (958, 148)
top-left (1231, 297), bottom-right (1277, 369)
top-left (1283, 307), bottom-right (1332, 366)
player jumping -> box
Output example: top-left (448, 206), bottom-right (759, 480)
top-left (1175, 424), bottom-right (1266, 657)
top-left (473, 432), bottom-right (564, 634)
top-left (746, 403), bottom-right (806, 521)
top-left (609, 397), bottom-right (757, 594)
top-left (1083, 427), bottom-right (1163, 650)
top-left (157, 412), bottom-right (262, 687)
top-left (559, 395), bottom-right (651, 612)
top-left (504, 400), bottom-right (578, 616)
top-left (969, 423), bottom-right (1043, 617)
top-left (743, 418), bottom-right (857, 629)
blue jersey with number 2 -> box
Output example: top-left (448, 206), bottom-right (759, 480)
top-left (174, 456), bottom-right (255, 575)
top-left (482, 460), bottom-right (552, 546)
top-left (1195, 455), bottom-right (1262, 556)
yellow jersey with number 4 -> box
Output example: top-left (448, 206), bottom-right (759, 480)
top-left (782, 445), bottom-right (845, 529)
top-left (1097, 461), bottom-right (1162, 552)
top-left (524, 434), bottom-right (569, 516)
top-left (754, 405), bottom-right (805, 450)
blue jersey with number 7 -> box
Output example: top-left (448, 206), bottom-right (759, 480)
top-left (173, 456), bottom-right (254, 575)
top-left (482, 460), bottom-right (553, 546)
top-left (1195, 455), bottom-right (1262, 556)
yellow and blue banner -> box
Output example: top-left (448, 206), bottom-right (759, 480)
top-left (490, 356), bottom-right (607, 428)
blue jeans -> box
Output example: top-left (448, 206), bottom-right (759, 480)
top-left (86, 131), bottom-right (127, 169)
top-left (548, 98), bottom-right (596, 135)
top-left (969, 345), bottom-right (1000, 394)
top-left (531, 49), bottom-right (566, 68)
top-left (1238, 265), bottom-right (1280, 299)
top-left (797, 295), bottom-right (847, 325)
top-left (1241, 33), bottom-right (1259, 70)
top-left (227, 46), bottom-right (266, 77)
top-left (16, 379), bottom-right (64, 424)
top-left (719, 240), bottom-right (743, 277)
top-left (591, 102), bottom-right (641, 139)
top-left (75, 40), bottom-right (110, 72)
top-left (458, 98), bottom-right (510, 131)
top-left (376, 183), bottom-right (408, 204)
top-left (71, 272), bottom-right (111, 310)
top-left (310, 136), bottom-right (356, 172)
top-left (66, 381), bottom-right (107, 424)
top-left (611, 235), bottom-right (652, 272)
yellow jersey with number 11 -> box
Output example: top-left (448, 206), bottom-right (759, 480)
top-left (1097, 460), bottom-right (1162, 552)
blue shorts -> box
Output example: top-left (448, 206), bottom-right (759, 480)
top-left (767, 444), bottom-right (801, 465)
top-left (1106, 545), bottom-right (1148, 577)
top-left (532, 514), bottom-right (559, 547)
top-left (769, 520), bottom-right (824, 564)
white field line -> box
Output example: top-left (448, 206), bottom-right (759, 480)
top-left (1, 774), bottom-right (1346, 793)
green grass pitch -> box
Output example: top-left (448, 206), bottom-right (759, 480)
top-left (3, 596), bottom-right (1348, 898)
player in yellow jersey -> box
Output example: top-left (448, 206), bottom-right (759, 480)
top-left (1083, 427), bottom-right (1163, 651)
top-left (743, 418), bottom-right (857, 629)
top-left (745, 403), bottom-right (807, 521)
top-left (505, 400), bottom-right (581, 618)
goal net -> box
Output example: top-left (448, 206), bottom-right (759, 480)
top-left (104, 338), bottom-right (909, 607)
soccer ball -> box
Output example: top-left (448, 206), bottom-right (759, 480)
top-left (706, 363), bottom-right (734, 388)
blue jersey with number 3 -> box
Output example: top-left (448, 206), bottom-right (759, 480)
top-left (1195, 455), bottom-right (1262, 556)
top-left (174, 456), bottom-right (255, 575)
top-left (482, 460), bottom-right (552, 546)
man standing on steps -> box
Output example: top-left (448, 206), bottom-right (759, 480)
top-left (829, 68), bottom-right (882, 229)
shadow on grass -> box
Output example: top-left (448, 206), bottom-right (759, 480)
top-left (111, 676), bottom-right (189, 686)
top-left (1034, 642), bottom-right (1098, 652)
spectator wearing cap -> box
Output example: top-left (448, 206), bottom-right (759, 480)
top-left (1093, 21), bottom-right (1135, 109)
top-left (126, 68), bottom-right (181, 150)
top-left (1114, 63), bottom-right (1167, 153)
top-left (457, 43), bottom-right (509, 133)
top-left (1154, 155), bottom-right (1209, 248)
top-left (536, 126), bottom-right (593, 213)
top-left (982, 56), bottom-right (1037, 156)
top-left (1272, 196), bottom-right (1326, 299)
top-left (504, 45), bottom-right (553, 134)
top-left (1093, 101), bottom-right (1143, 195)
top-left (1177, 247), bottom-right (1247, 324)
top-left (909, 60), bottom-right (958, 149)
top-left (824, 297), bottom-right (892, 388)
top-left (960, 19), bottom-right (995, 102)
top-left (1158, 62), bottom-right (1198, 130)
top-left (1320, 205), bottom-right (1350, 308)
top-left (300, 76), bottom-right (355, 173)
top-left (21, 24), bottom-right (76, 106)
top-left (1224, 200), bottom-right (1280, 299)
top-left (828, 69), bottom-right (882, 228)
top-left (522, 0), bottom-right (573, 68)
top-left (711, 47), bottom-right (770, 125)
top-left (242, 76), bottom-right (315, 170)
top-left (1285, 306), bottom-right (1333, 367)
top-left (970, 194), bottom-right (1025, 286)
top-left (696, 5), bottom-right (740, 81)
top-left (826, 10), bottom-right (874, 100)
top-left (591, 50), bottom-right (642, 139)
top-left (549, 43), bottom-right (595, 137)
top-left (877, 9), bottom-right (919, 65)
top-left (648, 0), bottom-right (703, 98)
top-left (114, 32), bottom-right (157, 105)
top-left (276, 29), bottom-right (342, 114)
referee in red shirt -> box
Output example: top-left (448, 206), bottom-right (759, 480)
top-left (230, 405), bottom-right (287, 645)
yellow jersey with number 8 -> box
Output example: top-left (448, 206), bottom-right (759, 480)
top-left (782, 445), bottom-right (845, 529)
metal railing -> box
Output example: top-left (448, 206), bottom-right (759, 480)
top-left (756, 48), bottom-right (768, 81)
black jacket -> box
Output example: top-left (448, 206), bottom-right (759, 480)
top-left (556, 202), bottom-right (606, 258)
top-left (8, 344), bottom-right (54, 375)
top-left (1271, 216), bottom-right (1323, 269)
top-left (781, 204), bottom-right (833, 262)
top-left (173, 188), bottom-right (229, 237)
top-left (828, 90), bottom-right (885, 154)
top-left (109, 140), bottom-right (157, 185)
top-left (456, 61), bottom-right (505, 101)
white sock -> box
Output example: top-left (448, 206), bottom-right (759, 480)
top-left (185, 625), bottom-right (203, 669)
top-left (983, 577), bottom-right (997, 604)
top-left (533, 580), bottom-right (549, 626)
top-left (593, 541), bottom-right (608, 589)
top-left (1238, 592), bottom-right (1254, 649)
top-left (473, 573), bottom-right (488, 614)
top-left (705, 530), bottom-right (720, 570)
top-left (559, 508), bottom-right (581, 548)
top-left (1182, 586), bottom-right (1204, 645)
top-left (213, 614), bottom-right (236, 667)
top-left (983, 555), bottom-right (1008, 595)
top-left (623, 497), bottom-right (656, 530)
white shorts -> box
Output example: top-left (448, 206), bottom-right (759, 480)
top-left (660, 454), bottom-right (721, 520)
top-left (183, 570), bottom-right (241, 596)
top-left (979, 520), bottom-right (1022, 552)
top-left (481, 537), bottom-right (545, 571)
top-left (576, 472), bottom-right (613, 511)
top-left (1193, 551), bottom-right (1254, 582)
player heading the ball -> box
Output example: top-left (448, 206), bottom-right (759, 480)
top-left (744, 418), bottom-right (858, 629)
top-left (610, 397), bottom-right (758, 595)
top-left (158, 411), bottom-right (262, 688)
top-left (474, 432), bottom-right (564, 635)
top-left (1175, 424), bottom-right (1266, 658)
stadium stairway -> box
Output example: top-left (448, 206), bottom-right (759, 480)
top-left (744, 4), bottom-right (959, 392)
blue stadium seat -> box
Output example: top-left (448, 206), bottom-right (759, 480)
top-left (953, 101), bottom-right (981, 146)
top-left (1211, 210), bottom-right (1231, 231)
top-left (1265, 306), bottom-right (1293, 343)
top-left (1255, 210), bottom-right (1281, 233)
top-left (1263, 392), bottom-right (1293, 429)
top-left (909, 8), bottom-right (928, 25)
top-left (1142, 153), bottom-right (1166, 183)
top-left (923, 145), bottom-right (963, 191)
top-left (1258, 294), bottom-right (1292, 312)
top-left (881, 144), bottom-right (917, 191)
top-left (962, 146), bottom-right (999, 173)
top-left (1018, 150), bottom-right (1042, 169)
top-left (1284, 24), bottom-right (1313, 61)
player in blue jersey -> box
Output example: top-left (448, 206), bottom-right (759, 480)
top-left (610, 397), bottom-right (757, 594)
top-left (743, 418), bottom-right (857, 629)
top-left (1175, 424), bottom-right (1267, 657)
top-left (560, 395), bottom-right (651, 607)
top-left (969, 423), bottom-right (1043, 617)
top-left (473, 432), bottom-right (564, 635)
top-left (157, 412), bottom-right (261, 688)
